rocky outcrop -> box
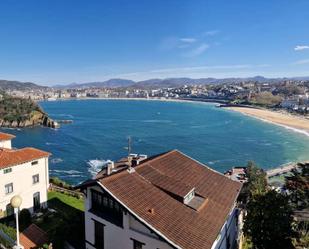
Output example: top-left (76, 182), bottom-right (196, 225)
top-left (0, 92), bottom-right (60, 129)
top-left (0, 111), bottom-right (60, 129)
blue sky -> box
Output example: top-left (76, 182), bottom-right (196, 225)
top-left (0, 0), bottom-right (309, 85)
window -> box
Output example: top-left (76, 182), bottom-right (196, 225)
top-left (91, 190), bottom-right (123, 227)
top-left (3, 168), bottom-right (12, 174)
top-left (32, 174), bottom-right (39, 184)
top-left (33, 192), bottom-right (40, 211)
top-left (5, 183), bottom-right (13, 194)
top-left (94, 220), bottom-right (104, 249)
top-left (130, 239), bottom-right (145, 249)
top-left (31, 161), bottom-right (38, 165)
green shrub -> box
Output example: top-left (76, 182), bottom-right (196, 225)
top-left (50, 177), bottom-right (72, 189)
top-left (0, 222), bottom-right (16, 247)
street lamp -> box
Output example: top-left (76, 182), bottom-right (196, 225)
top-left (10, 195), bottom-right (24, 249)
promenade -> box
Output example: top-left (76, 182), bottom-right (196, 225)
top-left (266, 161), bottom-right (308, 178)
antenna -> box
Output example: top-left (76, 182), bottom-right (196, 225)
top-left (126, 136), bottom-right (135, 173)
top-left (127, 136), bottom-right (132, 157)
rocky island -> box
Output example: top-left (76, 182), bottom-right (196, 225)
top-left (0, 92), bottom-right (58, 128)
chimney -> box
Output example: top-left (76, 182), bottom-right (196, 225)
top-left (106, 160), bottom-right (114, 175)
top-left (127, 155), bottom-right (135, 173)
top-left (107, 160), bottom-right (114, 169)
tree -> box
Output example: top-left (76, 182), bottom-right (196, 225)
top-left (247, 161), bottom-right (268, 195)
top-left (251, 92), bottom-right (282, 106)
top-left (238, 161), bottom-right (268, 206)
top-left (285, 163), bottom-right (309, 209)
top-left (19, 209), bottom-right (31, 231)
top-left (244, 190), bottom-right (294, 249)
top-left (292, 221), bottom-right (309, 249)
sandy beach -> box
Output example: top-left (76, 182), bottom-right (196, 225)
top-left (227, 107), bottom-right (309, 136)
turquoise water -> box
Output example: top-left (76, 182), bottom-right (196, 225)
top-left (3, 99), bottom-right (309, 184)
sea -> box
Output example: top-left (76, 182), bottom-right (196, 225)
top-left (3, 99), bottom-right (309, 185)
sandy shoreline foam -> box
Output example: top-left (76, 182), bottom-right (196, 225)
top-left (226, 107), bottom-right (309, 137)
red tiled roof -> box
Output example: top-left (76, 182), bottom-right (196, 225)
top-left (0, 147), bottom-right (50, 169)
top-left (0, 132), bottom-right (15, 141)
top-left (20, 224), bottom-right (48, 249)
top-left (98, 150), bottom-right (242, 249)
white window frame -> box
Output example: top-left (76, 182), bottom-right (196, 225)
top-left (32, 174), bottom-right (40, 184)
top-left (5, 183), bottom-right (13, 195)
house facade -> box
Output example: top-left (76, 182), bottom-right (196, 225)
top-left (79, 150), bottom-right (242, 249)
top-left (0, 132), bottom-right (50, 218)
top-left (0, 133), bottom-right (15, 149)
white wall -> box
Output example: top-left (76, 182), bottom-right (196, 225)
top-left (0, 140), bottom-right (12, 149)
top-left (84, 186), bottom-right (174, 249)
top-left (211, 207), bottom-right (239, 249)
top-left (0, 157), bottom-right (49, 217)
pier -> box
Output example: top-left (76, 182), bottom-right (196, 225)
top-left (266, 161), bottom-right (308, 178)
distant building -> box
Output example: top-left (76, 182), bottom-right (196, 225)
top-left (281, 99), bottom-right (299, 109)
top-left (78, 150), bottom-right (242, 249)
top-left (0, 132), bottom-right (50, 218)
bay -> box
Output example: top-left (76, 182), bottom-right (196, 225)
top-left (3, 99), bottom-right (309, 184)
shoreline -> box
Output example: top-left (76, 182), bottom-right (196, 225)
top-left (41, 97), bottom-right (224, 105)
top-left (225, 106), bottom-right (309, 137)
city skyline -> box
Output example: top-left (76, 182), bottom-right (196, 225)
top-left (0, 0), bottom-right (309, 85)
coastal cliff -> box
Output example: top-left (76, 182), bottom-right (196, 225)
top-left (0, 92), bottom-right (58, 128)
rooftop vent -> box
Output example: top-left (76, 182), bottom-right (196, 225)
top-left (131, 154), bottom-right (148, 167)
top-left (106, 160), bottom-right (114, 175)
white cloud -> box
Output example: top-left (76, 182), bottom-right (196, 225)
top-left (293, 59), bottom-right (309, 65)
top-left (149, 64), bottom-right (270, 74)
top-left (184, 43), bottom-right (209, 57)
top-left (180, 38), bottom-right (197, 43)
top-left (294, 45), bottom-right (309, 51)
top-left (204, 30), bottom-right (220, 36)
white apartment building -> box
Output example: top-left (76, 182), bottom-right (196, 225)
top-left (0, 132), bottom-right (50, 218)
top-left (78, 150), bottom-right (242, 249)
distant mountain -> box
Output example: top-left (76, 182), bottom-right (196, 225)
top-left (53, 76), bottom-right (309, 89)
top-left (0, 80), bottom-right (48, 91)
top-left (131, 76), bottom-right (277, 89)
top-left (132, 78), bottom-right (217, 89)
top-left (54, 78), bottom-right (135, 89)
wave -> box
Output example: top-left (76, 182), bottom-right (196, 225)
top-left (237, 112), bottom-right (309, 138)
top-left (87, 159), bottom-right (109, 177)
top-left (46, 142), bottom-right (58, 146)
top-left (50, 169), bottom-right (83, 174)
top-left (50, 158), bottom-right (63, 164)
top-left (50, 113), bottom-right (74, 118)
top-left (190, 125), bottom-right (208, 129)
top-left (142, 120), bottom-right (172, 123)
top-left (65, 174), bottom-right (84, 178)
